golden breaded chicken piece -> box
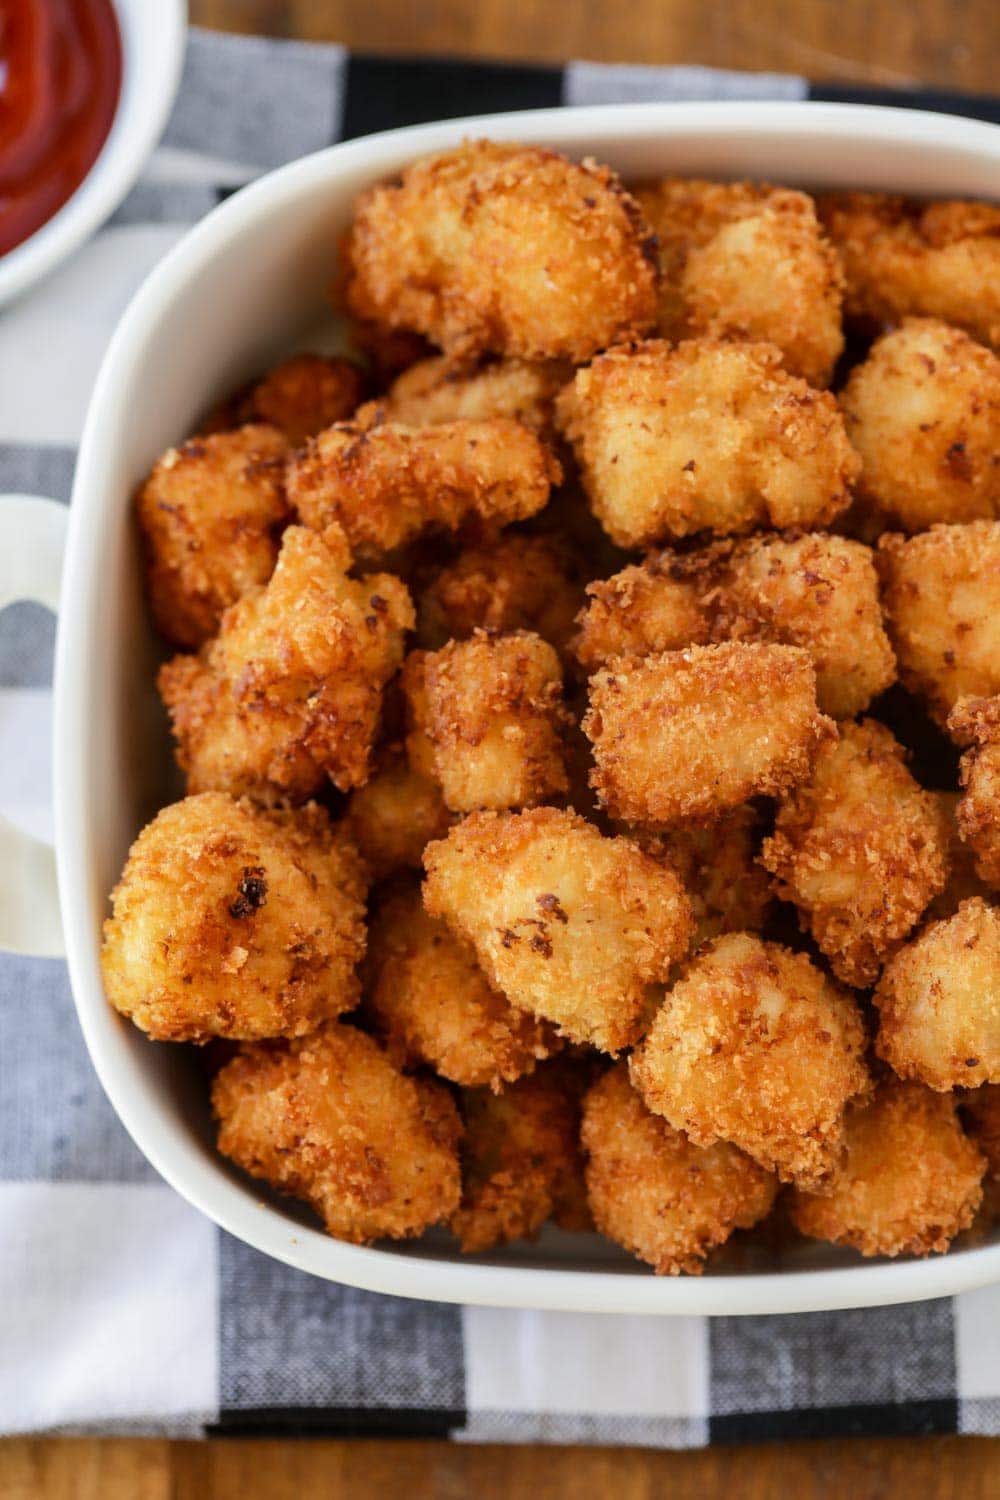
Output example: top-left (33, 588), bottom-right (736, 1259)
top-left (817, 192), bottom-right (1000, 349)
top-left (633, 808), bottom-right (773, 950)
top-left (377, 355), bottom-right (570, 434)
top-left (878, 522), bottom-right (1000, 723)
top-left (762, 720), bottom-right (949, 989)
top-left (451, 1059), bottom-right (592, 1252)
top-left (422, 807), bottom-right (693, 1052)
top-left (840, 319), bottom-right (1000, 533)
top-left (136, 424), bottom-right (290, 649)
top-left (790, 1077), bottom-right (985, 1258)
top-left (159, 525), bottom-right (413, 801)
top-left (344, 141), bottom-right (659, 362)
top-left (634, 177), bottom-right (844, 386)
top-left (573, 553), bottom-right (711, 674)
top-left (875, 897), bottom-right (1000, 1091)
top-left (950, 696), bottom-right (1000, 887)
top-left (342, 746), bottom-right (453, 883)
top-left (630, 934), bottom-right (870, 1189)
top-left (102, 793), bottom-right (367, 1042)
top-left (584, 642), bottom-right (834, 826)
top-left (417, 532), bottom-right (586, 663)
top-left (349, 320), bottom-right (434, 383)
top-left (927, 790), bottom-right (994, 921)
top-left (582, 1062), bottom-right (778, 1275)
top-left (365, 882), bottom-right (559, 1089)
top-left (212, 1024), bottom-right (461, 1244)
top-left (239, 354), bottom-right (368, 445)
top-left (556, 339), bottom-right (859, 548)
top-left (287, 415), bottom-right (560, 561)
top-left (402, 632), bottom-right (569, 813)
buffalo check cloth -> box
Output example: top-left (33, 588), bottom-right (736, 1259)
top-left (1, 26), bottom-right (999, 1444)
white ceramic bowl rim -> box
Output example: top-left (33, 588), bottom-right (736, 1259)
top-left (55, 100), bottom-right (1000, 1315)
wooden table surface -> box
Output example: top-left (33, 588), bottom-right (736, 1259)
top-left (4, 2), bottom-right (998, 1496)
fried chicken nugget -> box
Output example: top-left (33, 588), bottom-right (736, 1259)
top-left (451, 1060), bottom-right (591, 1252)
top-left (762, 720), bottom-right (949, 989)
top-left (102, 793), bottom-right (367, 1042)
top-left (378, 355), bottom-right (570, 435)
top-left (573, 554), bottom-right (711, 674)
top-left (634, 808), bottom-right (773, 949)
top-left (927, 791), bottom-right (994, 920)
top-left (584, 642), bottom-right (834, 826)
top-left (422, 807), bottom-right (693, 1052)
top-left (365, 882), bottom-right (559, 1089)
top-left (950, 696), bottom-right (1000, 887)
top-left (582, 1062), bottom-right (778, 1275)
top-left (555, 339), bottom-right (858, 548)
top-left (287, 415), bottom-right (560, 560)
top-left (136, 424), bottom-right (290, 648)
top-left (240, 353), bottom-right (368, 445)
top-left (402, 632), bottom-right (569, 813)
top-left (341, 746), bottom-right (453, 883)
top-left (212, 1024), bottom-right (462, 1244)
top-left (874, 898), bottom-right (1000, 1091)
top-left (878, 522), bottom-right (1000, 723)
top-left (159, 524), bottom-right (413, 801)
top-left (630, 934), bottom-right (870, 1188)
top-left (817, 192), bottom-right (1000, 349)
top-left (344, 141), bottom-right (658, 362)
top-left (634, 178), bottom-right (844, 386)
top-left (417, 532), bottom-right (586, 662)
top-left (790, 1077), bottom-right (985, 1257)
top-left (840, 320), bottom-right (1000, 533)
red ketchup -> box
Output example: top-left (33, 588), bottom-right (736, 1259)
top-left (0, 0), bottom-right (122, 257)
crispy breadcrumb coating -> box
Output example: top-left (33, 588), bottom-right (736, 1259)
top-left (417, 532), bottom-right (586, 662)
top-left (633, 808), bottom-right (773, 949)
top-left (136, 424), bottom-right (290, 648)
top-left (875, 898), bottom-right (1000, 1091)
top-left (630, 934), bottom-right (870, 1188)
top-left (817, 192), bottom-right (1000, 349)
top-left (422, 807), bottom-right (693, 1052)
top-left (556, 339), bottom-right (858, 548)
top-left (102, 793), bottom-right (367, 1042)
top-left (365, 882), bottom-right (559, 1089)
top-left (585, 642), bottom-right (834, 826)
top-left (634, 177), bottom-right (844, 386)
top-left (402, 632), bottom-right (569, 812)
top-left (287, 415), bottom-right (560, 561)
top-left (573, 554), bottom-right (711, 674)
top-left (840, 319), bottom-right (1000, 533)
top-left (378, 355), bottom-right (570, 434)
top-left (927, 791), bottom-right (994, 920)
top-left (344, 141), bottom-right (658, 362)
top-left (451, 1060), bottom-right (591, 1252)
top-left (949, 696), bottom-right (1000, 888)
top-left (240, 354), bottom-right (368, 444)
top-left (878, 522), bottom-right (1000, 723)
top-left (341, 746), bottom-right (453, 883)
top-left (790, 1077), bottom-right (985, 1257)
top-left (212, 1024), bottom-right (461, 1244)
top-left (582, 1062), bottom-right (778, 1275)
top-left (762, 720), bottom-right (949, 988)
top-left (159, 525), bottom-right (413, 801)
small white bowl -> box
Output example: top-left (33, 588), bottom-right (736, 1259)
top-left (0, 0), bottom-right (187, 308)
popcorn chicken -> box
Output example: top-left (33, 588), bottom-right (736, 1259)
top-left (422, 807), bottom-right (693, 1052)
top-left (213, 1024), bottom-right (462, 1244)
top-left (582, 1062), bottom-right (778, 1275)
top-left (840, 319), bottom-right (1000, 533)
top-left (555, 339), bottom-right (859, 548)
top-left (584, 642), bottom-right (834, 826)
top-left (341, 746), bottom-right (453, 883)
top-left (573, 554), bottom-right (711, 674)
top-left (136, 424), bottom-right (290, 648)
top-left (949, 696), bottom-right (1000, 888)
top-left (633, 807), bottom-right (773, 949)
top-left (159, 524), bottom-right (412, 801)
top-left (878, 522), bottom-right (1000, 723)
top-left (240, 354), bottom-right (368, 444)
top-left (634, 177), bottom-right (845, 385)
top-left (402, 632), bottom-right (569, 812)
top-left (378, 354), bottom-right (570, 434)
top-left (344, 141), bottom-right (658, 361)
top-left (630, 934), bottom-right (870, 1188)
top-left (762, 720), bottom-right (949, 988)
top-left (102, 794), bottom-right (367, 1043)
top-left (790, 1077), bottom-right (985, 1258)
top-left (365, 882), bottom-right (559, 1089)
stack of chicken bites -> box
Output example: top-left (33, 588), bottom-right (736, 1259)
top-left (101, 141), bottom-right (1000, 1274)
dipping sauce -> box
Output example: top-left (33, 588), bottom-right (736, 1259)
top-left (0, 0), bottom-right (122, 257)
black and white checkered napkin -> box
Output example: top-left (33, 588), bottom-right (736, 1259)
top-left (1, 27), bottom-right (998, 1444)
